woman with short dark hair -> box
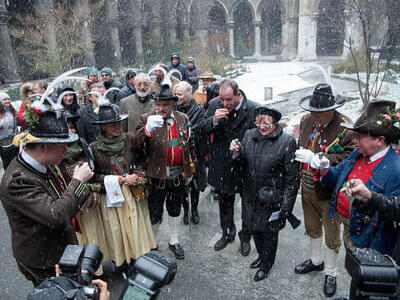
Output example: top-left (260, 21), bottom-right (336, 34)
top-left (230, 106), bottom-right (300, 281)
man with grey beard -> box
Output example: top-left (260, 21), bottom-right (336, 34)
top-left (120, 73), bottom-right (154, 133)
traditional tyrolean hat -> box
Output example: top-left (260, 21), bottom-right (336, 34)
top-left (299, 83), bottom-right (345, 112)
top-left (341, 99), bottom-right (400, 140)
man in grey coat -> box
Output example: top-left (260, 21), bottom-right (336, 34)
top-left (120, 73), bottom-right (154, 133)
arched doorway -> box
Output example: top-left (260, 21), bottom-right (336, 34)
top-left (259, 0), bottom-right (282, 55)
top-left (233, 1), bottom-right (254, 57)
top-left (317, 0), bottom-right (345, 56)
top-left (208, 3), bottom-right (228, 54)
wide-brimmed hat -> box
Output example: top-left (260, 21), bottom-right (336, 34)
top-left (299, 83), bottom-right (345, 112)
top-left (341, 99), bottom-right (400, 139)
top-left (254, 106), bottom-right (282, 122)
top-left (200, 71), bottom-right (216, 81)
top-left (154, 84), bottom-right (178, 102)
top-left (27, 110), bottom-right (79, 144)
top-left (92, 103), bottom-right (128, 125)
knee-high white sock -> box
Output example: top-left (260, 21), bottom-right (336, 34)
top-left (168, 215), bottom-right (180, 245)
top-left (325, 248), bottom-right (338, 277)
top-left (310, 236), bottom-right (323, 266)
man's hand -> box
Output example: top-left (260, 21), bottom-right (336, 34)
top-left (145, 115), bottom-right (164, 135)
top-left (229, 139), bottom-right (241, 158)
top-left (73, 162), bottom-right (94, 183)
top-left (213, 108), bottom-right (229, 125)
top-left (295, 149), bottom-right (314, 164)
top-left (342, 179), bottom-right (372, 203)
top-left (92, 279), bottom-right (110, 300)
top-left (310, 154), bottom-right (330, 170)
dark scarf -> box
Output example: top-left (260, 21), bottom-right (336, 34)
top-left (97, 132), bottom-right (126, 156)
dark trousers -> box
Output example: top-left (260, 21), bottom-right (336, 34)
top-left (148, 177), bottom-right (186, 224)
top-left (239, 192), bottom-right (253, 243)
top-left (215, 191), bottom-right (236, 235)
top-left (182, 180), bottom-right (199, 214)
top-left (253, 231), bottom-right (279, 272)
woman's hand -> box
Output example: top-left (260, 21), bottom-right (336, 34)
top-left (229, 139), bottom-right (241, 158)
top-left (118, 176), bottom-right (125, 185)
top-left (123, 173), bottom-right (139, 185)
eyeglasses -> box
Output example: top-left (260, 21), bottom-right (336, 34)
top-left (255, 121), bottom-right (275, 128)
top-left (101, 74), bottom-right (110, 77)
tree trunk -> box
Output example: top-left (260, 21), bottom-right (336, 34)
top-left (0, 0), bottom-right (20, 83)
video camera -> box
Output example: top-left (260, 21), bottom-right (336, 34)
top-left (119, 250), bottom-right (177, 300)
top-left (343, 247), bottom-right (400, 300)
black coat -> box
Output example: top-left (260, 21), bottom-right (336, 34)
top-left (236, 127), bottom-right (300, 232)
top-left (202, 90), bottom-right (258, 193)
top-left (367, 193), bottom-right (400, 265)
top-left (104, 78), bottom-right (123, 104)
top-left (116, 82), bottom-right (135, 102)
top-left (177, 99), bottom-right (208, 191)
top-left (76, 104), bottom-right (99, 145)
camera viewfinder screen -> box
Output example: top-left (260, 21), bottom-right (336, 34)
top-left (123, 286), bottom-right (150, 300)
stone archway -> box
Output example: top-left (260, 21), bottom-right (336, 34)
top-left (232, 1), bottom-right (255, 57)
top-left (207, 3), bottom-right (228, 54)
top-left (317, 0), bottom-right (345, 56)
top-left (259, 0), bottom-right (283, 55)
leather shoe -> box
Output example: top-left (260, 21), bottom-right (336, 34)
top-left (183, 213), bottom-right (189, 225)
top-left (324, 275), bottom-right (337, 297)
top-left (191, 209), bottom-right (199, 224)
top-left (214, 234), bottom-right (235, 251)
top-left (169, 243), bottom-right (184, 259)
top-left (249, 257), bottom-right (261, 269)
top-left (240, 241), bottom-right (251, 256)
top-left (254, 269), bottom-right (268, 282)
top-left (294, 259), bottom-right (324, 274)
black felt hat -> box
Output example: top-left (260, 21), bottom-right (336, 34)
top-left (154, 84), bottom-right (178, 102)
top-left (91, 103), bottom-right (128, 124)
top-left (29, 110), bottom-right (78, 144)
top-left (254, 106), bottom-right (282, 122)
top-left (299, 83), bottom-right (345, 112)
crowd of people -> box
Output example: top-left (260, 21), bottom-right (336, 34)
top-left (1, 53), bottom-right (400, 299)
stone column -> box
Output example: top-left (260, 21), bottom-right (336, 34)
top-left (228, 22), bottom-right (234, 57)
top-left (253, 21), bottom-right (262, 57)
top-left (342, 8), bottom-right (363, 59)
top-left (281, 15), bottom-right (298, 60)
top-left (0, 0), bottom-right (20, 82)
top-left (297, 0), bottom-right (319, 61)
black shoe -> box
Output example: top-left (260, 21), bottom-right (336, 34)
top-left (250, 257), bottom-right (261, 269)
top-left (324, 275), bottom-right (337, 297)
top-left (169, 243), bottom-right (185, 259)
top-left (294, 259), bottom-right (324, 274)
top-left (254, 269), bottom-right (268, 282)
top-left (214, 234), bottom-right (235, 251)
top-left (240, 241), bottom-right (251, 256)
top-left (191, 209), bottom-right (199, 224)
top-left (183, 213), bottom-right (189, 225)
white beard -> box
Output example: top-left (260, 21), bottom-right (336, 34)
top-left (136, 90), bottom-right (149, 98)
